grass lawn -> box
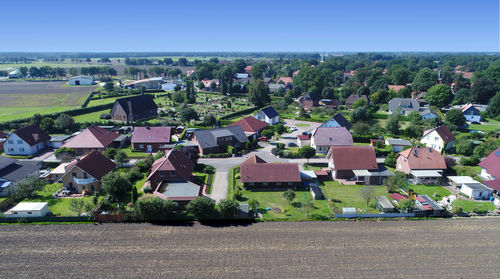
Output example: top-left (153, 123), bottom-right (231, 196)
top-left (122, 148), bottom-right (153, 159)
top-left (452, 199), bottom-right (495, 213)
top-left (73, 109), bottom-right (110, 122)
top-left (303, 163), bottom-right (328, 171)
top-left (295, 123), bottom-right (310, 127)
top-left (406, 185), bottom-right (451, 201)
top-left (468, 123), bottom-right (500, 133)
top-left (0, 106), bottom-right (77, 122)
top-left (321, 180), bottom-right (391, 214)
top-left (241, 190), bottom-right (332, 221)
top-left (23, 183), bottom-right (102, 216)
top-left (134, 174), bottom-right (147, 193)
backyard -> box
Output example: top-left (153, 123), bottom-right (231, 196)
top-left (452, 199), bottom-right (495, 213)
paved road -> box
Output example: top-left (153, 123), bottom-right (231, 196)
top-left (1, 219), bottom-right (499, 278)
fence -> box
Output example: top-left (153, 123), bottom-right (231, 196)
top-left (0, 216), bottom-right (93, 223)
top-left (335, 213), bottom-right (415, 219)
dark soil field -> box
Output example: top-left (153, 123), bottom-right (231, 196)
top-left (0, 219), bottom-right (499, 278)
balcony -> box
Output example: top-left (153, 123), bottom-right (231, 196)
top-left (73, 177), bottom-right (96, 185)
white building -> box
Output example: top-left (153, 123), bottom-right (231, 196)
top-left (460, 103), bottom-right (482, 123)
top-left (420, 125), bottom-right (455, 153)
top-left (255, 106), bottom-right (279, 125)
top-left (460, 183), bottom-right (492, 200)
top-left (3, 125), bottom-right (51, 156)
top-left (4, 202), bottom-right (49, 217)
top-left (385, 138), bottom-right (412, 152)
top-left (69, 75), bottom-right (94, 86)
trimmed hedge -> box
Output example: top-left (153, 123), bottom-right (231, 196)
top-left (220, 107), bottom-right (259, 120)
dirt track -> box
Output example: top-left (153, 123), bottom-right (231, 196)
top-left (0, 219), bottom-right (499, 278)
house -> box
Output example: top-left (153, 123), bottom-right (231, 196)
top-left (420, 125), bottom-right (455, 153)
top-left (49, 135), bottom-right (73, 149)
top-left (388, 85), bottom-right (406, 93)
top-left (244, 65), bottom-right (252, 74)
top-left (297, 134), bottom-right (311, 147)
top-left (145, 150), bottom-right (200, 208)
top-left (191, 126), bottom-right (248, 155)
top-left (201, 79), bottom-right (220, 89)
top-left (374, 196), bottom-right (395, 213)
top-left (276, 76), bottom-right (293, 85)
top-left (328, 146), bottom-right (393, 185)
top-left (110, 94), bottom-right (158, 122)
top-left (478, 147), bottom-right (500, 187)
top-left (420, 109), bottom-right (439, 120)
top-left (0, 156), bottom-right (42, 196)
top-left (3, 125), bottom-right (51, 156)
top-left (319, 113), bottom-right (352, 130)
top-left (319, 99), bottom-right (342, 108)
top-left (235, 73), bottom-right (249, 79)
top-left (391, 193), bottom-right (445, 216)
top-left (228, 116), bottom-right (268, 140)
top-left (131, 127), bottom-right (173, 153)
top-left (57, 151), bottom-right (116, 194)
top-left (311, 127), bottom-right (353, 154)
top-left (62, 125), bottom-right (120, 155)
top-left (45, 162), bottom-right (70, 183)
top-left (255, 106), bottom-right (279, 125)
top-left (448, 176), bottom-right (492, 200)
top-left (124, 77), bottom-right (163, 89)
top-left (298, 92), bottom-right (321, 110)
top-left (240, 154), bottom-right (301, 189)
top-left (396, 147), bottom-right (447, 184)
top-left (69, 75), bottom-right (93, 86)
top-left (345, 94), bottom-right (368, 107)
top-left (384, 138), bottom-right (412, 152)
top-left (4, 202), bottom-right (49, 218)
top-left (388, 98), bottom-right (420, 115)
top-left (460, 103), bottom-right (481, 123)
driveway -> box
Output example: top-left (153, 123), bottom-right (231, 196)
top-left (279, 119), bottom-right (321, 146)
top-left (199, 156), bottom-right (248, 203)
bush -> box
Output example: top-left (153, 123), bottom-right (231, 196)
top-left (234, 190), bottom-right (243, 201)
top-left (203, 165), bottom-right (215, 174)
top-left (276, 143), bottom-right (285, 150)
top-left (126, 167), bottom-right (143, 182)
top-left (261, 129), bottom-right (275, 139)
top-left (217, 199), bottom-right (240, 218)
top-left (472, 207), bottom-right (487, 214)
top-left (227, 145), bottom-right (235, 154)
top-left (452, 206), bottom-right (463, 215)
top-left (136, 194), bottom-right (178, 221)
top-left (186, 197), bottom-right (217, 220)
top-left (203, 153), bottom-right (231, 158)
top-left (143, 186), bottom-right (153, 194)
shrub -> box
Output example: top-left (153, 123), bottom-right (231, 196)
top-left (234, 190), bottom-right (243, 201)
top-left (203, 165), bottom-right (215, 174)
top-left (136, 194), bottom-right (178, 221)
top-left (143, 186), bottom-right (153, 194)
top-left (186, 197), bottom-right (217, 220)
top-left (472, 207), bottom-right (487, 214)
top-left (126, 167), bottom-right (143, 182)
top-left (217, 199), bottom-right (240, 218)
top-left (227, 145), bottom-right (235, 154)
top-left (452, 206), bottom-right (463, 215)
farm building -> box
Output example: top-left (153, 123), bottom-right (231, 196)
top-left (4, 202), bottom-right (49, 218)
top-left (110, 94), bottom-right (158, 122)
top-left (69, 75), bottom-right (94, 86)
top-left (374, 196), bottom-right (395, 213)
top-left (124, 77), bottom-right (163, 89)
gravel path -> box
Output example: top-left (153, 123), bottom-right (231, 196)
top-left (0, 219), bottom-right (499, 278)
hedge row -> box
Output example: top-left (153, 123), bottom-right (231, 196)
top-left (0, 216), bottom-right (93, 223)
top-left (81, 91), bottom-right (96, 108)
top-left (220, 107), bottom-right (259, 120)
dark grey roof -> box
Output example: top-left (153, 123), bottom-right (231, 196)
top-left (388, 98), bottom-right (420, 112)
top-left (115, 94), bottom-right (158, 116)
top-left (0, 159), bottom-right (41, 183)
top-left (259, 106), bottom-right (279, 118)
top-left (0, 156), bottom-right (16, 171)
top-left (331, 113), bottom-right (352, 130)
top-left (303, 92), bottom-right (321, 102)
top-left (193, 126), bottom-right (248, 149)
top-left (50, 135), bottom-right (73, 142)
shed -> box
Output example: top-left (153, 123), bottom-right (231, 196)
top-left (374, 196), bottom-right (396, 213)
top-left (4, 202), bottom-right (49, 217)
top-left (342, 207), bottom-right (356, 214)
top-left (460, 183), bottom-right (492, 200)
top-left (310, 185), bottom-right (324, 200)
top-left (69, 75), bottom-right (94, 86)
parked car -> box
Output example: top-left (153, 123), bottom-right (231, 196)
top-left (290, 126), bottom-right (297, 131)
top-left (288, 142), bottom-right (297, 147)
top-left (258, 137), bottom-right (268, 142)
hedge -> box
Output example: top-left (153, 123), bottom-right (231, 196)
top-left (0, 216), bottom-right (93, 223)
top-left (81, 91), bottom-right (96, 108)
top-left (219, 107), bottom-right (259, 120)
top-left (203, 153), bottom-right (232, 158)
top-left (352, 135), bottom-right (374, 143)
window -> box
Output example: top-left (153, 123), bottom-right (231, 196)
top-left (434, 137), bottom-right (439, 141)
top-left (83, 172), bottom-right (88, 179)
top-left (28, 212), bottom-right (32, 214)
top-left (263, 182), bottom-right (268, 186)
top-left (17, 140), bottom-right (23, 144)
top-left (276, 182), bottom-right (281, 186)
top-left (159, 172), bottom-right (165, 178)
top-left (139, 144), bottom-right (144, 149)
top-left (170, 171), bottom-right (176, 177)
top-left (72, 172), bottom-right (77, 178)
top-left (19, 148), bottom-right (25, 152)
top-left (288, 182), bottom-right (293, 186)
top-left (13, 212), bottom-right (18, 215)
top-left (249, 182), bottom-right (254, 186)
top-left (8, 140), bottom-right (13, 144)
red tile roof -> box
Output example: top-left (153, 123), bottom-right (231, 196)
top-left (63, 126), bottom-right (119, 149)
top-left (397, 147), bottom-right (447, 170)
top-left (65, 151), bottom-right (115, 181)
top-left (12, 125), bottom-right (50, 146)
top-left (423, 125), bottom-right (455, 144)
top-left (297, 134), bottom-right (311, 140)
top-left (228, 117), bottom-right (268, 133)
top-left (329, 146), bottom-right (378, 170)
top-left (390, 193), bottom-right (408, 201)
top-left (478, 147), bottom-right (500, 178)
top-left (276, 77), bottom-right (293, 84)
top-left (483, 179), bottom-right (500, 192)
top-left (388, 85), bottom-right (405, 92)
top-left (240, 156), bottom-right (301, 183)
top-left (131, 127), bottom-right (172, 143)
top-left (147, 149), bottom-right (194, 181)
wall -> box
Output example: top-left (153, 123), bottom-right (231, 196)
top-left (60, 165), bottom-right (102, 194)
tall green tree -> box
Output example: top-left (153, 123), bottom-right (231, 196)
top-left (486, 92), bottom-right (500, 118)
top-left (283, 189), bottom-right (296, 205)
top-left (101, 172), bottom-right (132, 203)
top-left (471, 77), bottom-right (498, 104)
top-left (424, 84), bottom-right (453, 108)
top-left (186, 196), bottom-right (217, 220)
top-left (412, 68), bottom-right (437, 92)
top-left (445, 108), bottom-right (466, 128)
top-left (216, 66), bottom-right (234, 94)
top-left (248, 79), bottom-right (270, 107)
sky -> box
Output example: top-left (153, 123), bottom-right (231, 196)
top-left (0, 0), bottom-right (498, 52)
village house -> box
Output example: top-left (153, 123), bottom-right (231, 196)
top-left (276, 76), bottom-right (293, 85)
top-left (319, 113), bottom-right (352, 130)
top-left (396, 147), bottom-right (447, 185)
top-left (62, 125), bottom-right (121, 155)
top-left (479, 147), bottom-right (500, 194)
top-left (420, 125), bottom-right (455, 153)
top-left (201, 79), bottom-right (220, 90)
top-left (255, 106), bottom-right (279, 125)
top-left (388, 98), bottom-right (420, 116)
top-left (191, 126), bottom-right (248, 155)
top-left (420, 109), bottom-right (439, 120)
top-left (145, 150), bottom-right (200, 208)
top-left (388, 85), bottom-right (406, 93)
top-left (240, 154), bottom-right (302, 190)
top-left (384, 138), bottom-right (412, 152)
top-left (328, 146), bottom-right (393, 185)
top-left (319, 98), bottom-right (342, 108)
top-left (0, 156), bottom-right (42, 196)
top-left (57, 151), bottom-right (116, 194)
top-left (298, 92), bottom-right (321, 110)
top-left (345, 94), bottom-right (368, 107)
top-left (131, 126), bottom-right (173, 153)
top-left (3, 125), bottom-right (51, 156)
top-left (110, 94), bottom-right (158, 122)
top-left (460, 103), bottom-right (482, 123)
top-left (311, 127), bottom-right (353, 154)
top-left (69, 75), bottom-right (93, 86)
top-left (296, 134), bottom-right (311, 147)
top-left (228, 116), bottom-right (268, 140)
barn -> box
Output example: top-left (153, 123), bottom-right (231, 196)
top-left (69, 75), bottom-right (94, 86)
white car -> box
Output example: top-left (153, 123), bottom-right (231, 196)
top-left (290, 126), bottom-right (297, 131)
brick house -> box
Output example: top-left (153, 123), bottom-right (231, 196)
top-left (311, 127), bottom-right (353, 154)
top-left (145, 150), bottom-right (201, 208)
top-left (396, 147), bottom-right (447, 184)
top-left (131, 126), bottom-right (173, 153)
top-left (3, 125), bottom-right (51, 156)
top-left (110, 94), bottom-right (158, 122)
top-left (228, 116), bottom-right (268, 140)
top-left (62, 125), bottom-right (120, 155)
top-left (191, 126), bottom-right (248, 155)
top-left (57, 151), bottom-right (116, 194)
top-left (240, 154), bottom-right (302, 190)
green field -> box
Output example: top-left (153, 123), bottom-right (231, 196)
top-left (468, 123), bottom-right (500, 132)
top-left (73, 109), bottom-right (110, 122)
top-left (406, 185), bottom-right (451, 201)
top-left (22, 183), bottom-right (102, 216)
top-left (0, 106), bottom-right (78, 122)
top-left (452, 199), bottom-right (495, 213)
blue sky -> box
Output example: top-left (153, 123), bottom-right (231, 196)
top-left (1, 0), bottom-right (498, 52)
